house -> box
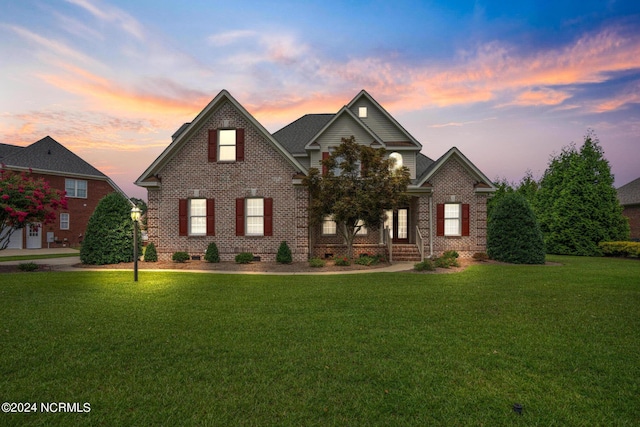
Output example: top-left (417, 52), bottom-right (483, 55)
top-left (135, 90), bottom-right (496, 262)
top-left (617, 177), bottom-right (640, 240)
top-left (0, 136), bottom-right (124, 249)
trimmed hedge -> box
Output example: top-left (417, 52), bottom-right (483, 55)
top-left (144, 242), bottom-right (158, 262)
top-left (599, 241), bottom-right (640, 258)
top-left (172, 252), bottom-right (190, 263)
top-left (276, 241), bottom-right (292, 264)
top-left (204, 242), bottom-right (220, 263)
top-left (235, 252), bottom-right (253, 264)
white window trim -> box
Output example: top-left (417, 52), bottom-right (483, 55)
top-left (189, 199), bottom-right (206, 236)
top-left (246, 198), bottom-right (264, 236)
top-left (444, 203), bottom-right (461, 237)
top-left (65, 179), bottom-right (87, 199)
top-left (60, 213), bottom-right (70, 230)
top-left (218, 129), bottom-right (237, 162)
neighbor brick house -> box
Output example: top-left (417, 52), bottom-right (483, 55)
top-left (617, 177), bottom-right (640, 240)
top-left (135, 90), bottom-right (496, 262)
top-left (0, 136), bottom-right (124, 249)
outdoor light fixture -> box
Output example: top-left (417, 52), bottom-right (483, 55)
top-left (131, 206), bottom-right (141, 282)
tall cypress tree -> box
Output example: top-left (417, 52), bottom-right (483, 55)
top-left (536, 131), bottom-right (629, 255)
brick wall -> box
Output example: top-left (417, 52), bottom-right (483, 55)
top-left (428, 157), bottom-right (489, 258)
top-left (147, 100), bottom-right (309, 262)
top-left (623, 205), bottom-right (640, 240)
top-left (28, 173), bottom-right (116, 248)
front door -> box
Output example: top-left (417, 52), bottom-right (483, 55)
top-left (385, 209), bottom-right (409, 243)
top-left (393, 208), bottom-right (409, 243)
top-left (26, 223), bottom-right (42, 249)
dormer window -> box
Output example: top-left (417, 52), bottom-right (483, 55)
top-left (358, 106), bottom-right (367, 118)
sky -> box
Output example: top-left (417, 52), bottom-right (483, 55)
top-left (1, 0), bottom-right (639, 200)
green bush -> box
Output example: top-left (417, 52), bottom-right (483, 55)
top-left (144, 242), bottom-right (158, 262)
top-left (487, 192), bottom-right (545, 264)
top-left (80, 192), bottom-right (142, 265)
top-left (309, 257), bottom-right (325, 268)
top-left (172, 251), bottom-right (190, 263)
top-left (18, 262), bottom-right (39, 272)
top-left (235, 252), bottom-right (253, 264)
top-left (334, 257), bottom-right (351, 266)
top-left (276, 241), bottom-right (292, 264)
top-left (434, 252), bottom-right (460, 268)
top-left (414, 259), bottom-right (435, 271)
top-left (355, 255), bottom-right (378, 266)
top-left (599, 241), bottom-right (640, 258)
top-left (204, 242), bottom-right (220, 263)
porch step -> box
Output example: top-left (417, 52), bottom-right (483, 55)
top-left (391, 244), bottom-right (422, 262)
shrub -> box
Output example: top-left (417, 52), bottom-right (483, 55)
top-left (309, 257), bottom-right (325, 268)
top-left (414, 259), bottom-right (435, 271)
top-left (355, 255), bottom-right (378, 266)
top-left (434, 253), bottom-right (460, 268)
top-left (172, 251), bottom-right (190, 263)
top-left (334, 257), bottom-right (351, 266)
top-left (204, 242), bottom-right (220, 263)
top-left (487, 192), bottom-right (545, 264)
top-left (235, 252), bottom-right (253, 264)
top-left (18, 262), bottom-right (39, 272)
top-left (276, 241), bottom-right (292, 264)
top-left (80, 192), bottom-right (141, 265)
top-left (472, 252), bottom-right (489, 261)
top-left (599, 241), bottom-right (640, 258)
top-left (144, 242), bottom-right (158, 262)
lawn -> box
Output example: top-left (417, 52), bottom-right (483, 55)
top-left (1, 256), bottom-right (639, 426)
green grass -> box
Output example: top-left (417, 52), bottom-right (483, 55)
top-left (0, 252), bottom-right (79, 262)
top-left (1, 256), bottom-right (639, 426)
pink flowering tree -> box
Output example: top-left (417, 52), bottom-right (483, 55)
top-left (0, 167), bottom-right (67, 250)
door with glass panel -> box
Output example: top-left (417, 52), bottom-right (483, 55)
top-left (385, 209), bottom-right (409, 243)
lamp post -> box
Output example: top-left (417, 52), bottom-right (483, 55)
top-left (131, 206), bottom-right (141, 282)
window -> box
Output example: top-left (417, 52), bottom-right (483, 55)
top-left (355, 219), bottom-right (367, 236)
top-left (189, 199), bottom-right (206, 235)
top-left (389, 152), bottom-right (403, 170)
top-left (246, 198), bottom-right (264, 236)
top-left (322, 215), bottom-right (337, 235)
top-left (218, 129), bottom-right (236, 161)
top-left (60, 213), bottom-right (70, 230)
top-left (65, 179), bottom-right (87, 198)
top-left (444, 203), bottom-right (461, 236)
top-left (358, 106), bottom-right (367, 118)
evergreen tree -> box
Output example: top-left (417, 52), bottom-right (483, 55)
top-left (487, 192), bottom-right (545, 264)
top-left (80, 192), bottom-right (141, 265)
top-left (204, 242), bottom-right (220, 263)
top-left (276, 241), bottom-right (292, 264)
top-left (144, 242), bottom-right (158, 262)
top-left (536, 131), bottom-right (629, 255)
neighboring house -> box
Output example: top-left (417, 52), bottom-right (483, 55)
top-left (617, 177), bottom-right (640, 240)
top-left (0, 136), bottom-right (123, 249)
top-left (136, 90), bottom-right (496, 262)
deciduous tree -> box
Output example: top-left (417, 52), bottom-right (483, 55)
top-left (0, 167), bottom-right (66, 250)
top-left (303, 136), bottom-right (411, 258)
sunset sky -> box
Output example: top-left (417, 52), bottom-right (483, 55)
top-left (1, 0), bottom-right (639, 199)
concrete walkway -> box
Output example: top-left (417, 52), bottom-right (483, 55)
top-left (0, 248), bottom-right (415, 274)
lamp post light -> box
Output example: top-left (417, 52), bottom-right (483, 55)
top-left (131, 206), bottom-right (141, 282)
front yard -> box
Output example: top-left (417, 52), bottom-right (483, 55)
top-left (1, 256), bottom-right (638, 425)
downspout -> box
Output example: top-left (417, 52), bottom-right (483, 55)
top-left (429, 195), bottom-right (434, 258)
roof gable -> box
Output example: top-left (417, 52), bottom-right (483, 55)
top-left (1, 136), bottom-right (107, 178)
top-left (415, 147), bottom-right (496, 192)
top-left (617, 177), bottom-right (640, 205)
top-left (136, 90), bottom-right (307, 186)
top-left (303, 106), bottom-right (383, 150)
top-left (346, 90), bottom-right (422, 149)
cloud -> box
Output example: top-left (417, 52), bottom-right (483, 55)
top-left (592, 82), bottom-right (640, 112)
top-left (208, 30), bottom-right (256, 46)
top-left (65, 0), bottom-right (145, 40)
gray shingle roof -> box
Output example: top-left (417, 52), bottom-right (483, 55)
top-left (0, 143), bottom-right (24, 161)
top-left (273, 114), bottom-right (334, 155)
top-left (414, 152), bottom-right (435, 184)
top-left (1, 136), bottom-right (106, 178)
top-left (617, 177), bottom-right (640, 206)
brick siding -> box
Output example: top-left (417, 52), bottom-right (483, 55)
top-left (623, 205), bottom-right (640, 240)
top-left (147, 101), bottom-right (309, 262)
